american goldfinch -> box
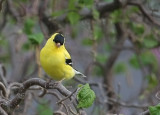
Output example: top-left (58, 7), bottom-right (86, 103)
top-left (40, 33), bottom-right (86, 81)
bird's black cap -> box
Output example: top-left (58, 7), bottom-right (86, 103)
top-left (53, 34), bottom-right (64, 45)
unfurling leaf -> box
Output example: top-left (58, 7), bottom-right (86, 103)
top-left (77, 84), bottom-right (96, 108)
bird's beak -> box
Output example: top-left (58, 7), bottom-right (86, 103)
top-left (56, 43), bottom-right (61, 48)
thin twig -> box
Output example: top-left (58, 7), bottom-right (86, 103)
top-left (0, 82), bottom-right (6, 98)
top-left (155, 91), bottom-right (160, 101)
top-left (108, 98), bottom-right (149, 109)
top-left (38, 88), bottom-right (47, 97)
top-left (127, 1), bottom-right (160, 27)
top-left (0, 64), bottom-right (7, 87)
top-left (57, 88), bottom-right (78, 104)
top-left (69, 106), bottom-right (77, 115)
top-left (141, 110), bottom-right (149, 115)
top-left (0, 106), bottom-right (7, 115)
top-left (61, 103), bottom-right (69, 115)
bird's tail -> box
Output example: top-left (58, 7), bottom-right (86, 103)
top-left (74, 69), bottom-right (86, 77)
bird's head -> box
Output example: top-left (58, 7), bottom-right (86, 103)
top-left (48, 33), bottom-right (65, 48)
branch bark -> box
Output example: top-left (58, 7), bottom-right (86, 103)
top-left (127, 1), bottom-right (160, 27)
top-left (103, 22), bottom-right (127, 112)
top-left (0, 78), bottom-right (86, 115)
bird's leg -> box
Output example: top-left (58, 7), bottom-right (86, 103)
top-left (56, 78), bottom-right (65, 84)
top-left (47, 78), bottom-right (52, 83)
top-left (45, 78), bottom-right (52, 88)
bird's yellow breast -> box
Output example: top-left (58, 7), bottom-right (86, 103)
top-left (40, 46), bottom-right (75, 81)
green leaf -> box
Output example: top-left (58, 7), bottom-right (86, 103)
top-left (28, 33), bottom-right (44, 45)
top-left (129, 55), bottom-right (140, 69)
top-left (149, 104), bottom-right (160, 115)
top-left (143, 34), bottom-right (158, 48)
top-left (114, 63), bottom-right (127, 74)
top-left (68, 12), bottom-right (80, 25)
top-left (77, 84), bottom-right (96, 108)
top-left (23, 18), bottom-right (35, 35)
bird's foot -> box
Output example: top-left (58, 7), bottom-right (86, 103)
top-left (45, 78), bottom-right (52, 88)
top-left (55, 78), bottom-right (65, 85)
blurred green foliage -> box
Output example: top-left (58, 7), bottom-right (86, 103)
top-left (128, 6), bottom-right (140, 14)
top-left (129, 55), bottom-right (140, 69)
top-left (96, 54), bottom-right (108, 64)
top-left (93, 9), bottom-right (100, 20)
top-left (37, 103), bottom-right (53, 115)
top-left (104, 0), bottom-right (113, 2)
top-left (130, 23), bottom-right (145, 36)
top-left (23, 18), bottom-right (35, 35)
top-left (82, 38), bottom-right (93, 46)
top-left (78, 0), bottom-right (93, 8)
top-left (93, 66), bottom-right (104, 76)
top-left (147, 73), bottom-right (158, 90)
top-left (28, 33), bottom-right (44, 45)
top-left (93, 25), bottom-right (103, 40)
top-left (114, 62), bottom-right (127, 74)
top-left (149, 104), bottom-right (160, 115)
top-left (110, 9), bottom-right (122, 23)
top-left (68, 12), bottom-right (80, 25)
top-left (52, 10), bottom-right (66, 17)
top-left (129, 51), bottom-right (157, 72)
top-left (143, 34), bottom-right (158, 48)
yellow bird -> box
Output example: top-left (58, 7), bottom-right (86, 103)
top-left (40, 33), bottom-right (86, 81)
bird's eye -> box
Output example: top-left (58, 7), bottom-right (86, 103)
top-left (53, 34), bottom-right (64, 45)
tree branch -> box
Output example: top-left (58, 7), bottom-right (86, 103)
top-left (0, 82), bottom-right (6, 98)
top-left (127, 1), bottom-right (160, 27)
top-left (0, 78), bottom-right (86, 115)
top-left (0, 106), bottom-right (7, 115)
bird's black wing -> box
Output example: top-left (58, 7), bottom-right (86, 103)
top-left (65, 59), bottom-right (72, 67)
